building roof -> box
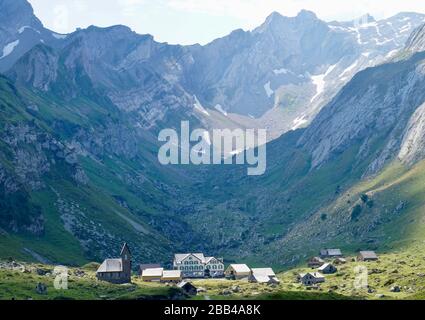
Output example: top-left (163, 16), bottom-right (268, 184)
top-left (142, 268), bottom-right (164, 277)
top-left (251, 268), bottom-right (276, 277)
top-left (177, 281), bottom-right (197, 289)
top-left (162, 270), bottom-right (182, 278)
top-left (205, 257), bottom-right (222, 264)
top-left (359, 251), bottom-right (378, 259)
top-left (300, 272), bottom-right (324, 279)
top-left (323, 249), bottom-right (342, 256)
top-left (120, 243), bottom-right (131, 256)
top-left (97, 259), bottom-right (123, 273)
top-left (228, 264), bottom-right (251, 273)
top-left (174, 253), bottom-right (205, 264)
top-left (318, 263), bottom-right (333, 271)
top-left (140, 264), bottom-right (161, 272)
top-left (252, 275), bottom-right (273, 283)
top-left (311, 272), bottom-right (325, 279)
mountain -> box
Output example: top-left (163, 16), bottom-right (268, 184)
top-left (2, 3), bottom-right (425, 140)
top-left (186, 11), bottom-right (425, 140)
top-left (0, 0), bottom-right (65, 73)
top-left (2, 0), bottom-right (425, 268)
top-left (197, 23), bottom-right (425, 265)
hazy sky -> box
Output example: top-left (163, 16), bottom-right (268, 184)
top-left (29, 0), bottom-right (425, 45)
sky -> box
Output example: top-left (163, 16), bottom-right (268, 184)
top-left (28, 0), bottom-right (425, 45)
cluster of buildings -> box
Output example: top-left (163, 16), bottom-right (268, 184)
top-left (95, 244), bottom-right (379, 290)
top-left (298, 249), bottom-right (379, 286)
top-left (95, 245), bottom-right (278, 286)
top-left (140, 254), bottom-right (279, 285)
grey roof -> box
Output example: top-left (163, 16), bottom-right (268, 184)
top-left (177, 281), bottom-right (197, 289)
top-left (205, 257), bottom-right (222, 264)
top-left (140, 264), bottom-right (161, 271)
top-left (300, 272), bottom-right (325, 279)
top-left (97, 259), bottom-right (123, 273)
top-left (120, 243), bottom-right (131, 256)
top-left (142, 268), bottom-right (164, 277)
top-left (251, 268), bottom-right (276, 277)
top-left (162, 270), bottom-right (182, 279)
top-left (251, 275), bottom-right (273, 283)
top-left (359, 251), bottom-right (378, 259)
top-left (326, 249), bottom-right (342, 256)
top-left (318, 263), bottom-right (335, 271)
top-left (310, 272), bottom-right (325, 279)
top-left (174, 253), bottom-right (205, 263)
top-left (227, 264), bottom-right (251, 273)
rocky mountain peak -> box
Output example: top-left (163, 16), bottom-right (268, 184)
top-left (296, 9), bottom-right (318, 21)
top-left (0, 0), bottom-right (43, 32)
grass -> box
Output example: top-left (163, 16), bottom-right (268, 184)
top-left (2, 243), bottom-right (425, 301)
top-left (0, 263), bottom-right (180, 301)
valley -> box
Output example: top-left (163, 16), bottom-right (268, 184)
top-left (1, 0), bottom-right (425, 289)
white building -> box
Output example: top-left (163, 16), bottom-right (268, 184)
top-left (173, 253), bottom-right (224, 278)
top-left (249, 268), bottom-right (280, 284)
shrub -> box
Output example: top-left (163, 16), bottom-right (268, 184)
top-left (366, 200), bottom-right (374, 208)
top-left (360, 194), bottom-right (369, 203)
top-left (351, 204), bottom-right (362, 221)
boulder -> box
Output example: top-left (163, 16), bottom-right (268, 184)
top-left (231, 285), bottom-right (241, 293)
top-left (390, 286), bottom-right (401, 293)
top-left (221, 289), bottom-right (232, 296)
top-left (35, 283), bottom-right (47, 295)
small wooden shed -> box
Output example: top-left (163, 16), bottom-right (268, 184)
top-left (318, 263), bottom-right (337, 274)
top-left (225, 264), bottom-right (251, 280)
top-left (177, 281), bottom-right (198, 296)
top-left (357, 251), bottom-right (379, 261)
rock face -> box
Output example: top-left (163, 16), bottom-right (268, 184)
top-left (3, 2), bottom-right (425, 139)
top-left (298, 49), bottom-right (425, 174)
top-left (406, 23), bottom-right (425, 53)
top-left (0, 0), bottom-right (63, 72)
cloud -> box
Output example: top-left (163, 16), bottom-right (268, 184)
top-left (52, 4), bottom-right (69, 33)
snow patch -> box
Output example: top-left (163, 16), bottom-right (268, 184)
top-left (292, 116), bottom-right (308, 130)
top-left (193, 96), bottom-right (210, 116)
top-left (0, 40), bottom-right (19, 59)
top-left (52, 32), bottom-right (68, 39)
top-left (214, 104), bottom-right (228, 116)
top-left (310, 64), bottom-right (336, 102)
top-left (264, 81), bottom-right (274, 98)
top-left (18, 26), bottom-right (40, 34)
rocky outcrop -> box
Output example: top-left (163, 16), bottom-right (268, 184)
top-left (399, 102), bottom-right (425, 164)
top-left (298, 51), bottom-right (425, 174)
top-left (405, 23), bottom-right (425, 53)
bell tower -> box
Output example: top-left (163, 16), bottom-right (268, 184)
top-left (120, 243), bottom-right (132, 282)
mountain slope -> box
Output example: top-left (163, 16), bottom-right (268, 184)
top-left (181, 23), bottom-right (425, 266)
top-left (2, 0), bottom-right (425, 268)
